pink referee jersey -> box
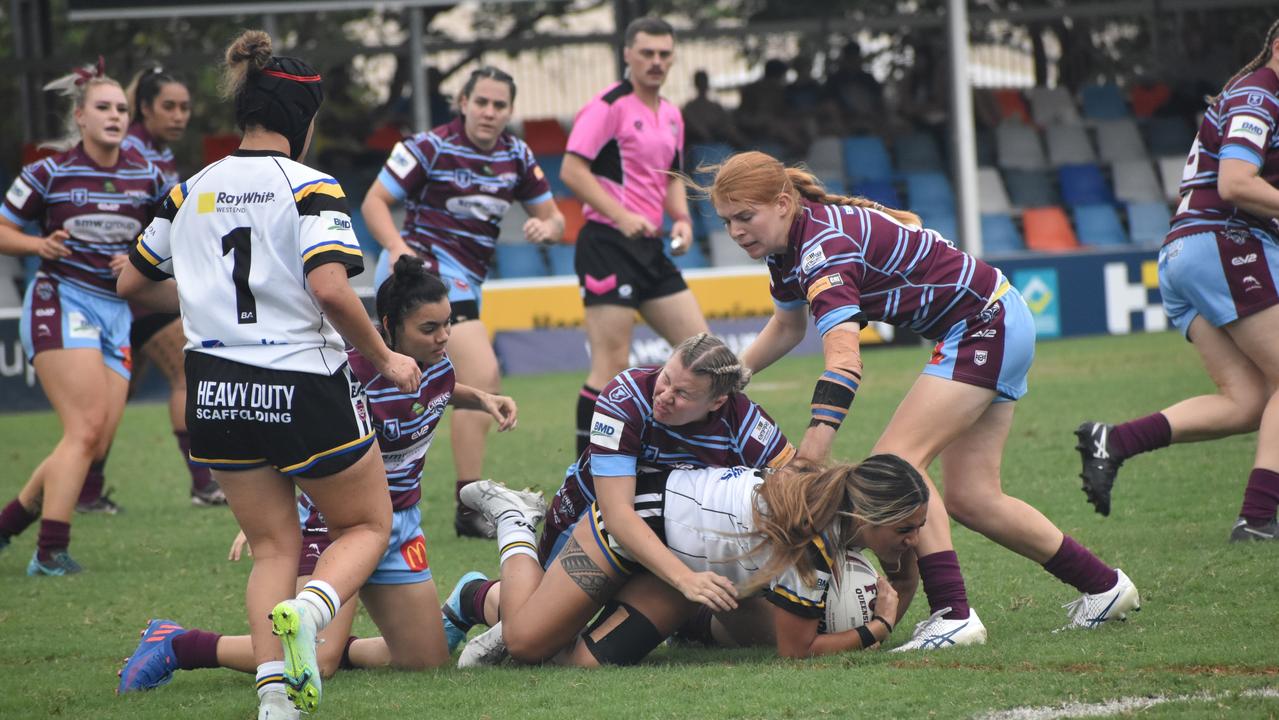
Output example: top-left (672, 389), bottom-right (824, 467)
top-left (566, 80), bottom-right (684, 231)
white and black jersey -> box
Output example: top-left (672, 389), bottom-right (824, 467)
top-left (589, 466), bottom-right (837, 619)
top-left (129, 149), bottom-right (364, 374)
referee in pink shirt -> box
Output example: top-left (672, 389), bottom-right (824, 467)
top-left (562, 16), bottom-right (710, 456)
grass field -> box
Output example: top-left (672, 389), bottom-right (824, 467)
top-left (1, 331), bottom-right (1276, 720)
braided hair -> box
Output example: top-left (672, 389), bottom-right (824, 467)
top-left (674, 332), bottom-right (750, 398)
top-left (375, 255), bottom-right (448, 349)
top-left (1208, 17), bottom-right (1279, 106)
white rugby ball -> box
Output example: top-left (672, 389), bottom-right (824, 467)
top-left (821, 548), bottom-right (879, 634)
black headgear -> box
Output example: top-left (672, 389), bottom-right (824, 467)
top-left (235, 56), bottom-right (323, 160)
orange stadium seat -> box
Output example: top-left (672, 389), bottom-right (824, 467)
top-left (522, 119), bottom-right (569, 156)
top-left (556, 197), bottom-right (585, 244)
top-left (1022, 206), bottom-right (1080, 252)
top-left (203, 133), bottom-right (241, 165)
top-left (992, 89), bottom-right (1031, 124)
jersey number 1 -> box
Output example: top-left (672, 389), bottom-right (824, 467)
top-left (221, 227), bottom-right (257, 324)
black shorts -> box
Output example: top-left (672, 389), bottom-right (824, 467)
top-left (185, 352), bottom-right (375, 479)
top-left (575, 221), bottom-right (688, 308)
top-left (129, 311), bottom-right (181, 353)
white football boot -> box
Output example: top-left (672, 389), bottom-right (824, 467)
top-left (460, 481), bottom-right (546, 527)
top-left (458, 621), bottom-right (509, 668)
top-left (1057, 569), bottom-right (1140, 631)
top-left (891, 607), bottom-right (988, 651)
top-left (258, 690), bottom-right (301, 720)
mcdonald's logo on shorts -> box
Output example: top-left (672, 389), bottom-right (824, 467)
top-left (399, 535), bottom-right (428, 572)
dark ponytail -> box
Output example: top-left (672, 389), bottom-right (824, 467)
top-left (375, 255), bottom-right (448, 348)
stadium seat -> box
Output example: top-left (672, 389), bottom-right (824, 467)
top-left (1129, 81), bottom-right (1171, 118)
top-left (1058, 164), bottom-right (1113, 207)
top-left (1073, 204), bottom-right (1130, 247)
top-left (820, 177), bottom-right (847, 196)
top-left (688, 142), bottom-right (734, 180)
top-left (346, 207), bottom-right (381, 258)
top-left (690, 197), bottom-right (719, 240)
top-left (905, 172), bottom-right (954, 214)
top-left (669, 238), bottom-right (709, 270)
top-left (1095, 119), bottom-right (1147, 163)
top-left (546, 243), bottom-right (575, 276)
top-left (708, 230), bottom-right (752, 267)
top-left (1112, 160), bottom-right (1163, 203)
top-left (555, 197), bottom-right (586, 244)
top-left (980, 213), bottom-right (1024, 255)
top-left (0, 256), bottom-right (22, 308)
top-left (1081, 83), bottom-right (1130, 119)
top-left (535, 154), bottom-right (570, 198)
top-left (895, 132), bottom-right (945, 173)
top-left (805, 136), bottom-right (846, 178)
top-left (521, 118), bottom-right (569, 155)
top-left (991, 89), bottom-right (1032, 124)
top-left (977, 167), bottom-right (1012, 214)
top-left (1026, 86), bottom-right (1081, 126)
top-left (995, 122), bottom-right (1047, 170)
top-left (494, 243), bottom-right (547, 278)
top-left (1145, 116), bottom-right (1193, 157)
top-left (1022, 206), bottom-right (1080, 252)
top-left (1045, 124), bottom-right (1096, 166)
top-left (202, 133), bottom-right (240, 165)
top-left (1157, 155), bottom-right (1186, 202)
top-left (1127, 201), bottom-right (1172, 246)
top-left (851, 179), bottom-right (901, 208)
top-left (920, 210), bottom-right (958, 241)
top-left (1002, 169), bottom-right (1059, 208)
top-left (975, 128), bottom-right (998, 167)
top-left (841, 135), bottom-right (894, 183)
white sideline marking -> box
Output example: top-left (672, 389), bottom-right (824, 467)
top-left (976, 687), bottom-right (1279, 720)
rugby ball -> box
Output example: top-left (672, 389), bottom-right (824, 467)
top-left (820, 548), bottom-right (879, 634)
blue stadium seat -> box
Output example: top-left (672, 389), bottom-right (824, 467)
top-left (688, 142), bottom-right (734, 178)
top-left (819, 177), bottom-right (847, 196)
top-left (895, 132), bottom-right (945, 173)
top-left (975, 128), bottom-right (997, 167)
top-left (1081, 83), bottom-right (1130, 119)
top-left (346, 207), bottom-right (381, 257)
top-left (1144, 116), bottom-right (1193, 157)
top-left (905, 172), bottom-right (955, 214)
top-left (841, 135), bottom-right (894, 183)
top-left (668, 238), bottom-right (709, 270)
top-left (1127, 201), bottom-right (1172, 246)
top-left (1002, 169), bottom-right (1059, 208)
top-left (850, 179), bottom-right (901, 208)
top-left (494, 244), bottom-right (547, 278)
top-left (980, 213), bottom-right (1025, 254)
top-left (1073, 204), bottom-right (1129, 246)
top-left (535, 154), bottom-right (570, 198)
top-left (1058, 164), bottom-right (1113, 207)
top-left (546, 243), bottom-right (576, 276)
top-left (689, 197), bottom-right (719, 240)
top-left (919, 210), bottom-right (958, 241)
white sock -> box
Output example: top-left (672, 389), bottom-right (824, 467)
top-left (496, 511), bottom-right (539, 565)
top-left (255, 660), bottom-right (287, 700)
top-left (297, 579), bottom-right (339, 629)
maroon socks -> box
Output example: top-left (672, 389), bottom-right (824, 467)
top-left (175, 431), bottom-right (216, 492)
top-left (1240, 468), bottom-right (1279, 526)
top-left (1108, 412), bottom-right (1171, 462)
top-left (1042, 535), bottom-right (1118, 595)
top-left (36, 519), bottom-right (70, 562)
top-left (0, 498), bottom-right (37, 539)
top-left (78, 460), bottom-right (106, 504)
top-left (171, 629), bottom-right (221, 670)
top-left (917, 550), bottom-right (971, 620)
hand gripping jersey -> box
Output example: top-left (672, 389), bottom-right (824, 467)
top-left (3, 144), bottom-right (166, 297)
top-left (565, 80), bottom-right (684, 232)
top-left (569, 366), bottom-right (795, 506)
top-left (1168, 67), bottom-right (1279, 244)
top-left (377, 117), bottom-right (552, 283)
top-left (768, 200), bottom-right (1005, 340)
top-left (346, 347), bottom-right (455, 511)
top-left (122, 122), bottom-right (180, 192)
top-left (129, 149), bottom-right (364, 374)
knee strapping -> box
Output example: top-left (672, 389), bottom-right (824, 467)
top-left (582, 600), bottom-right (664, 666)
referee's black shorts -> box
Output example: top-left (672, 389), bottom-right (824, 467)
top-left (575, 221), bottom-right (688, 308)
top-left (185, 351), bottom-right (375, 479)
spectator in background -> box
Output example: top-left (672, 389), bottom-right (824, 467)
top-left (682, 70), bottom-right (746, 148)
top-left (896, 39), bottom-right (949, 132)
top-left (737, 58), bottom-right (809, 158)
top-left (826, 40), bottom-right (885, 133)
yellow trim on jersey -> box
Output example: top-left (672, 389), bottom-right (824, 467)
top-left (278, 430), bottom-right (375, 474)
top-left (589, 503), bottom-right (633, 576)
top-left (772, 584), bottom-right (821, 608)
top-left (167, 183), bottom-right (186, 208)
top-left (302, 242), bottom-right (362, 265)
top-left (984, 278), bottom-right (1012, 309)
top-left (134, 237), bottom-right (162, 267)
top-left (767, 442), bottom-right (797, 470)
top-left (293, 182), bottom-right (346, 203)
top-left (811, 534), bottom-right (835, 570)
